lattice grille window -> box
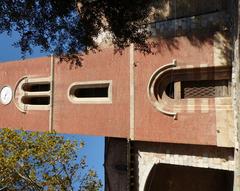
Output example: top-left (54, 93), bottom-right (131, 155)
top-left (181, 80), bottom-right (230, 98)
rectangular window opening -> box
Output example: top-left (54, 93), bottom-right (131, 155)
top-left (74, 86), bottom-right (109, 98)
top-left (22, 96), bottom-right (50, 105)
top-left (181, 80), bottom-right (231, 99)
top-left (23, 83), bottom-right (50, 92)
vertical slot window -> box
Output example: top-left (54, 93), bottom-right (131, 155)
top-left (165, 82), bottom-right (175, 99)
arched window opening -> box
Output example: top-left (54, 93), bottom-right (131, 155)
top-left (153, 68), bottom-right (231, 100)
top-left (15, 77), bottom-right (51, 112)
top-left (147, 62), bottom-right (232, 118)
top-left (144, 164), bottom-right (233, 191)
top-left (68, 80), bottom-right (112, 104)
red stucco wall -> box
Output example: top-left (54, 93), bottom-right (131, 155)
top-left (134, 37), bottom-right (217, 145)
top-left (53, 47), bottom-right (130, 138)
top-left (0, 37), bottom-right (232, 147)
top-left (0, 57), bottom-right (50, 132)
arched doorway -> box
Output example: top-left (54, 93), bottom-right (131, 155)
top-left (144, 164), bottom-right (233, 191)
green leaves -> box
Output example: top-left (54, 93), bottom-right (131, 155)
top-left (0, 0), bottom-right (153, 57)
top-left (0, 128), bottom-right (102, 191)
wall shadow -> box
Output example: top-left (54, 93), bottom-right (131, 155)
top-left (144, 163), bottom-right (233, 191)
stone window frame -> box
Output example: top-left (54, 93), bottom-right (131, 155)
top-left (68, 80), bottom-right (112, 104)
top-left (147, 60), bottom-right (232, 119)
top-left (15, 76), bottom-right (51, 112)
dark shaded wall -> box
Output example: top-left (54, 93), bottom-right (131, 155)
top-left (104, 138), bottom-right (128, 191)
top-left (145, 164), bottom-right (233, 191)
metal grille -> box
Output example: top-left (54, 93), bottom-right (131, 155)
top-left (181, 80), bottom-right (230, 98)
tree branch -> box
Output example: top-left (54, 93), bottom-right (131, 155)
top-left (0, 186), bottom-right (8, 191)
top-left (15, 170), bottom-right (43, 191)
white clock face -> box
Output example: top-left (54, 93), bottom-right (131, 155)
top-left (0, 86), bottom-right (13, 105)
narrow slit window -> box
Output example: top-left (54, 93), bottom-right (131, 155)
top-left (165, 82), bottom-right (174, 99)
top-left (22, 83), bottom-right (50, 92)
top-left (17, 77), bottom-right (51, 111)
top-left (69, 81), bottom-right (112, 104)
top-left (74, 86), bottom-right (109, 98)
top-left (22, 96), bottom-right (50, 105)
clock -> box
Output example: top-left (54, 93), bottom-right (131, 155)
top-left (0, 86), bottom-right (13, 105)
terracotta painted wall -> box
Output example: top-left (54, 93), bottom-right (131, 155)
top-left (53, 47), bottom-right (130, 138)
top-left (0, 57), bottom-right (50, 132)
top-left (134, 37), bottom-right (217, 145)
top-left (0, 37), bottom-right (233, 147)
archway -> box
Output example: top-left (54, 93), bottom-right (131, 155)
top-left (144, 164), bottom-right (233, 191)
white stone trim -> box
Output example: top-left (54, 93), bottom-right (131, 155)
top-left (147, 60), bottom-right (178, 119)
top-left (14, 76), bottom-right (51, 112)
top-left (130, 44), bottom-right (135, 140)
top-left (147, 63), bottom-right (232, 118)
top-left (137, 150), bottom-right (235, 191)
top-left (49, 55), bottom-right (55, 132)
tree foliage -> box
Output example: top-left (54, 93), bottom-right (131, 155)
top-left (0, 0), bottom-right (152, 56)
top-left (0, 128), bottom-right (102, 191)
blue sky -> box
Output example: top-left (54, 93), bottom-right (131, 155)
top-left (0, 32), bottom-right (105, 189)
